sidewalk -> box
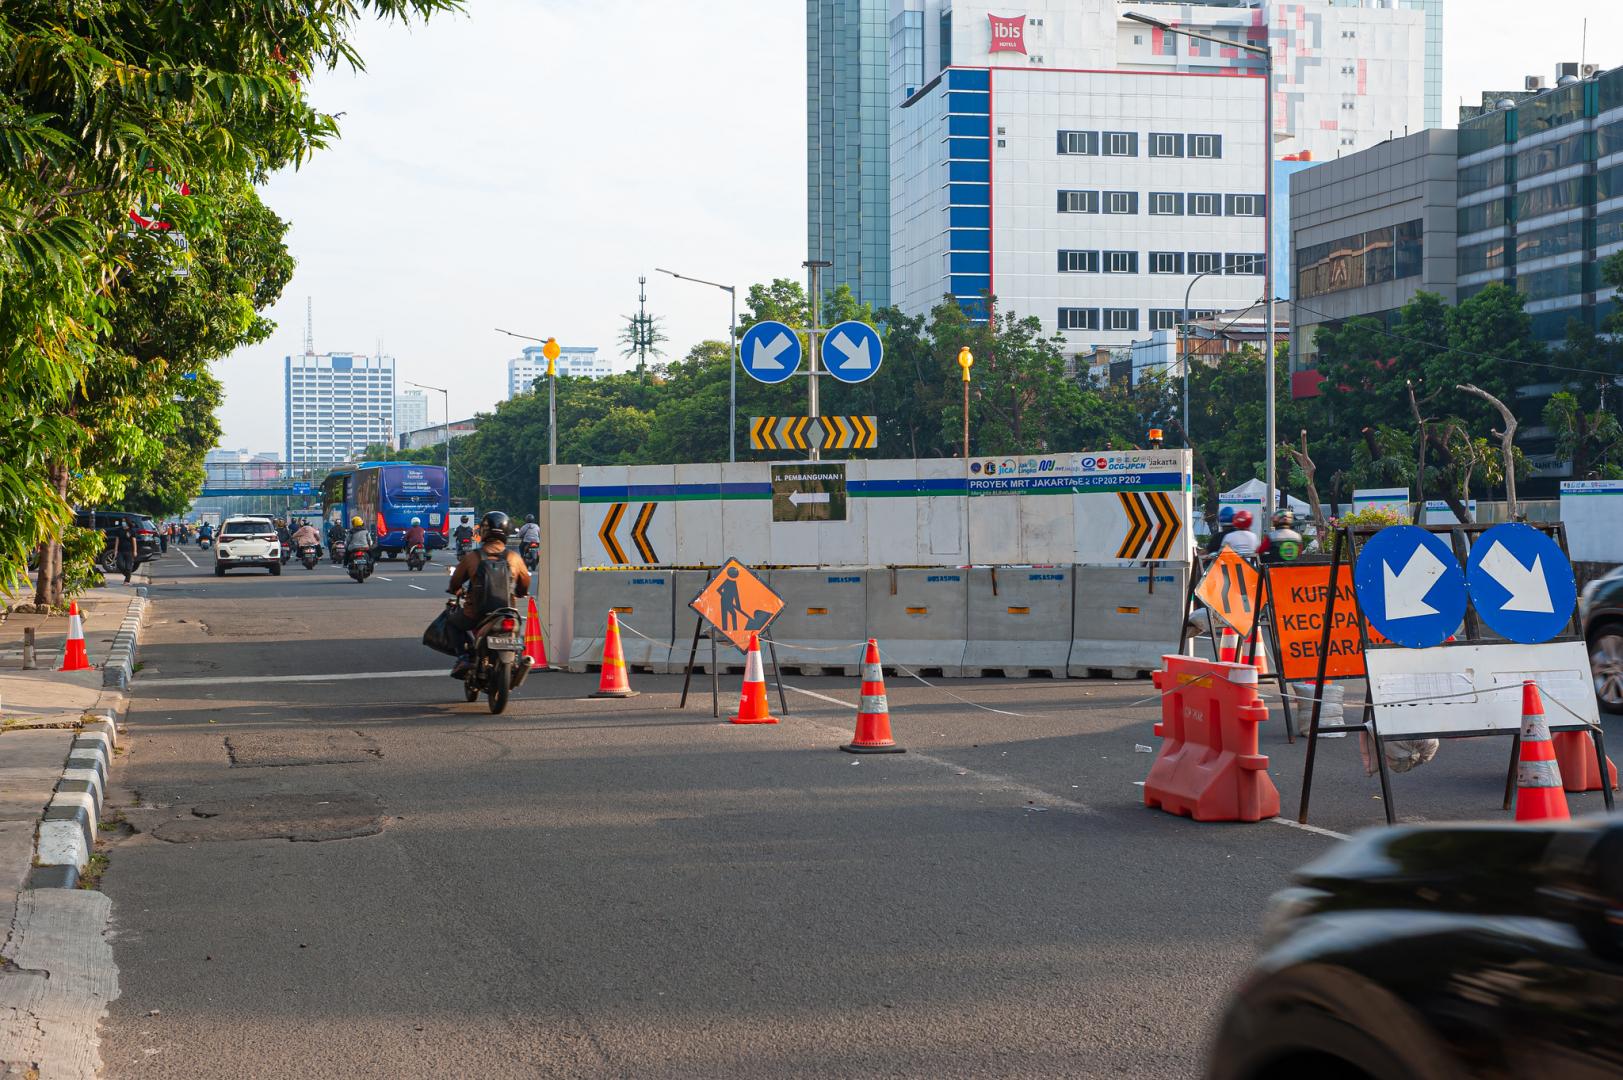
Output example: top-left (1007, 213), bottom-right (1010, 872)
top-left (0, 584), bottom-right (143, 1077)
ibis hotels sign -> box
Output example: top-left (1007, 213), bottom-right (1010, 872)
top-left (988, 13), bottom-right (1027, 54)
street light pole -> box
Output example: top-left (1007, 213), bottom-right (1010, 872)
top-left (656, 268), bottom-right (738, 463)
top-left (1179, 259), bottom-right (1250, 440)
top-left (803, 258), bottom-right (832, 463)
top-left (495, 329), bottom-right (561, 466)
top-left (1126, 11), bottom-right (1277, 515)
top-left (405, 380), bottom-right (450, 485)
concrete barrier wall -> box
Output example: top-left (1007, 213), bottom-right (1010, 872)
top-left (568, 570), bottom-right (676, 672)
top-left (1068, 566), bottom-right (1188, 676)
top-left (865, 568), bottom-right (969, 675)
top-left (767, 568), bottom-right (870, 676)
top-left (963, 567), bottom-right (1074, 676)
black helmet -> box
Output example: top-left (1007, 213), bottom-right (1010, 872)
top-left (480, 510), bottom-right (510, 541)
top-left (525, 514), bottom-right (536, 524)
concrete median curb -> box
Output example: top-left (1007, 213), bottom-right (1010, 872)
top-left (100, 589), bottom-right (147, 690)
top-left (29, 716), bottom-right (118, 890)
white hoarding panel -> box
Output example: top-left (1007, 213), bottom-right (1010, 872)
top-left (1561, 480), bottom-right (1623, 563)
top-left (1364, 641), bottom-right (1599, 738)
top-left (673, 463), bottom-right (725, 568)
top-left (1352, 487), bottom-right (1412, 521)
top-left (720, 462), bottom-right (771, 566)
top-left (578, 465), bottom-right (629, 568)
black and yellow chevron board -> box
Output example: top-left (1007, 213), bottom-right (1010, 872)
top-left (1115, 491), bottom-right (1181, 560)
top-left (749, 416), bottom-right (877, 452)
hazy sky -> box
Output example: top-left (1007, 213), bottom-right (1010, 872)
top-left (215, 0), bottom-right (1623, 455)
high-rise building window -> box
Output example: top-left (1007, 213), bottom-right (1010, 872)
top-left (1104, 131), bottom-right (1137, 156)
top-left (1150, 133), bottom-right (1184, 158)
top-left (1189, 193), bottom-right (1220, 216)
top-left (1149, 252), bottom-right (1185, 274)
top-left (1058, 249), bottom-right (1100, 273)
top-left (1058, 190), bottom-right (1099, 213)
top-left (1058, 130), bottom-right (1098, 155)
top-left (1190, 134), bottom-right (1221, 159)
top-left (1105, 250), bottom-right (1137, 274)
top-left (1058, 307), bottom-right (1100, 331)
top-left (1104, 191), bottom-right (1138, 215)
top-left (1104, 308), bottom-right (1138, 331)
top-left (1189, 251), bottom-right (1221, 274)
top-left (1149, 309), bottom-right (1183, 330)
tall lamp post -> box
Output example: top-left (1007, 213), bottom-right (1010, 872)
top-left (1178, 259), bottom-right (1251, 437)
top-left (1126, 11), bottom-right (1276, 515)
top-left (494, 329), bottom-right (560, 465)
top-left (404, 379), bottom-right (451, 484)
top-left (656, 267), bottom-right (737, 463)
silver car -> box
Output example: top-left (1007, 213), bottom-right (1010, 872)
top-left (214, 517), bottom-right (282, 576)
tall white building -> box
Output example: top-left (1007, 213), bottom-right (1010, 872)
top-left (888, 0), bottom-right (1427, 355)
top-left (394, 390), bottom-right (429, 437)
top-left (283, 352), bottom-right (395, 463)
top-left (507, 345), bottom-right (607, 399)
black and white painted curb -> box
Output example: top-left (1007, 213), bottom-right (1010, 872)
top-left (30, 715), bottom-right (118, 890)
top-left (101, 588), bottom-right (147, 689)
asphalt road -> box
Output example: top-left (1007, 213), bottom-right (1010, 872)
top-left (96, 549), bottom-right (1619, 1078)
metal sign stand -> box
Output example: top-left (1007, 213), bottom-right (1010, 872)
top-left (1255, 566), bottom-right (1298, 743)
top-left (1298, 522), bottom-right (1614, 826)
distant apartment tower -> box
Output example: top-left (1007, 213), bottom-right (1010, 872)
top-left (283, 352), bottom-right (396, 463)
top-left (394, 390), bottom-right (429, 437)
top-left (808, 0), bottom-right (893, 307)
top-left (507, 345), bottom-right (607, 399)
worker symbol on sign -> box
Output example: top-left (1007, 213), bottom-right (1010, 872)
top-left (690, 558), bottom-right (786, 653)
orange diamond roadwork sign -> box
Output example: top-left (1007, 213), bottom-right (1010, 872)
top-left (689, 557), bottom-right (785, 655)
top-left (1194, 547), bottom-right (1261, 638)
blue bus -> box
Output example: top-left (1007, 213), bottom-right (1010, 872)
top-left (321, 462), bottom-right (451, 555)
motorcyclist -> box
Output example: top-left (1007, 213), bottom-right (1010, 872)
top-left (453, 515), bottom-right (475, 555)
top-left (345, 515), bottom-right (374, 570)
top-left (1261, 510), bottom-right (1304, 564)
top-left (326, 518), bottom-right (345, 554)
top-left (1205, 506), bottom-right (1235, 555)
top-left (1221, 509), bottom-right (1259, 557)
top-left (516, 514), bottom-right (541, 563)
top-left (196, 521), bottom-right (214, 544)
top-left (446, 511), bottom-right (532, 678)
top-left (292, 521), bottom-right (321, 549)
top-left (404, 516), bottom-right (427, 550)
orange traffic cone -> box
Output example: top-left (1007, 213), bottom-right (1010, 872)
top-left (58, 601), bottom-right (91, 672)
top-left (1217, 626), bottom-right (1239, 664)
top-left (591, 611), bottom-right (637, 698)
top-left (523, 596), bottom-right (548, 670)
top-left (841, 639), bottom-right (904, 754)
top-left (1514, 680), bottom-right (1569, 822)
top-left (1552, 731), bottom-right (1619, 793)
top-left (731, 632), bottom-right (779, 725)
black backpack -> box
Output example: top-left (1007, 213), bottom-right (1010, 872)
top-left (471, 552), bottom-right (515, 617)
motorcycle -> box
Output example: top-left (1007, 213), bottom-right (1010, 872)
top-left (454, 535), bottom-right (473, 559)
top-left (520, 540), bottom-right (540, 572)
top-left (459, 604), bottom-right (533, 714)
top-left (298, 543), bottom-right (321, 570)
top-left (346, 547), bottom-right (373, 583)
top-left (279, 540), bottom-right (293, 565)
top-left (197, 535), bottom-right (212, 551)
top-left (330, 539), bottom-right (346, 565)
top-left (406, 544), bottom-right (428, 572)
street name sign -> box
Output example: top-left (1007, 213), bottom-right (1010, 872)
top-left (820, 320), bottom-right (883, 384)
top-left (739, 320), bottom-right (801, 384)
top-left (1353, 526), bottom-right (1466, 649)
top-left (1464, 523), bottom-right (1577, 644)
top-left (771, 463), bottom-right (848, 522)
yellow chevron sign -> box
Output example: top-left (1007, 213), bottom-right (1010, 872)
top-left (597, 502), bottom-right (659, 566)
top-left (750, 416), bottom-right (877, 452)
top-left (1116, 491), bottom-right (1181, 560)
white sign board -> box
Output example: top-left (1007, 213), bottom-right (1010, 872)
top-left (1352, 487), bottom-right (1412, 521)
top-left (1364, 641), bottom-right (1599, 738)
top-left (1560, 480), bottom-right (1623, 562)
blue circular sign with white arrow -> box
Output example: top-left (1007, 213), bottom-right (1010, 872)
top-left (1465, 523), bottom-right (1577, 644)
top-left (820, 320), bottom-right (883, 384)
top-left (738, 320), bottom-right (801, 385)
top-left (1353, 525), bottom-right (1468, 649)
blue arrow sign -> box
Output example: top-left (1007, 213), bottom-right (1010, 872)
top-left (738, 320), bottom-right (801, 385)
top-left (820, 320), bottom-right (883, 384)
top-left (291, 482), bottom-right (313, 495)
top-left (1353, 525), bottom-right (1467, 649)
top-left (1465, 523), bottom-right (1576, 644)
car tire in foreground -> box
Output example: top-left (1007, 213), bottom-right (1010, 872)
top-left (214, 565), bottom-right (225, 577)
top-left (1590, 624), bottom-right (1623, 715)
top-left (269, 563), bottom-right (281, 576)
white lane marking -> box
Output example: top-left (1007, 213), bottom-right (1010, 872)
top-left (407, 584), bottom-right (427, 591)
top-left (1267, 817), bottom-right (1351, 841)
top-left (782, 684), bottom-right (1092, 813)
top-left (137, 669), bottom-right (447, 688)
top-left (177, 548), bottom-right (199, 569)
top-left (377, 576), bottom-right (393, 582)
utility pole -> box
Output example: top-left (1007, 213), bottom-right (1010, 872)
top-left (802, 258), bottom-right (831, 462)
top-left (636, 275), bottom-right (649, 378)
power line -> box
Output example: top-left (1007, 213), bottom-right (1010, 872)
top-left (1290, 297), bottom-right (1620, 379)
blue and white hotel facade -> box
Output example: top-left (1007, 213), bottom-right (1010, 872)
top-left (886, 0), bottom-right (1426, 358)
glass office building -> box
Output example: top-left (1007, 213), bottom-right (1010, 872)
top-left (808, 0), bottom-right (892, 307)
top-left (1456, 67), bottom-right (1623, 341)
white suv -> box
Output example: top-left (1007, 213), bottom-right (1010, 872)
top-left (215, 517), bottom-right (282, 576)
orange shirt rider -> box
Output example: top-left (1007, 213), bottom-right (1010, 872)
top-left (448, 537), bottom-right (531, 621)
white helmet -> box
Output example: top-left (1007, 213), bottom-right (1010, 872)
top-left (410, 517), bottom-right (421, 526)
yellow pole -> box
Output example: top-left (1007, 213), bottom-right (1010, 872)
top-left (957, 348), bottom-right (973, 459)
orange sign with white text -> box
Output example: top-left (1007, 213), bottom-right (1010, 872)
top-left (689, 558), bottom-right (785, 655)
top-left (1268, 563), bottom-right (1381, 680)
